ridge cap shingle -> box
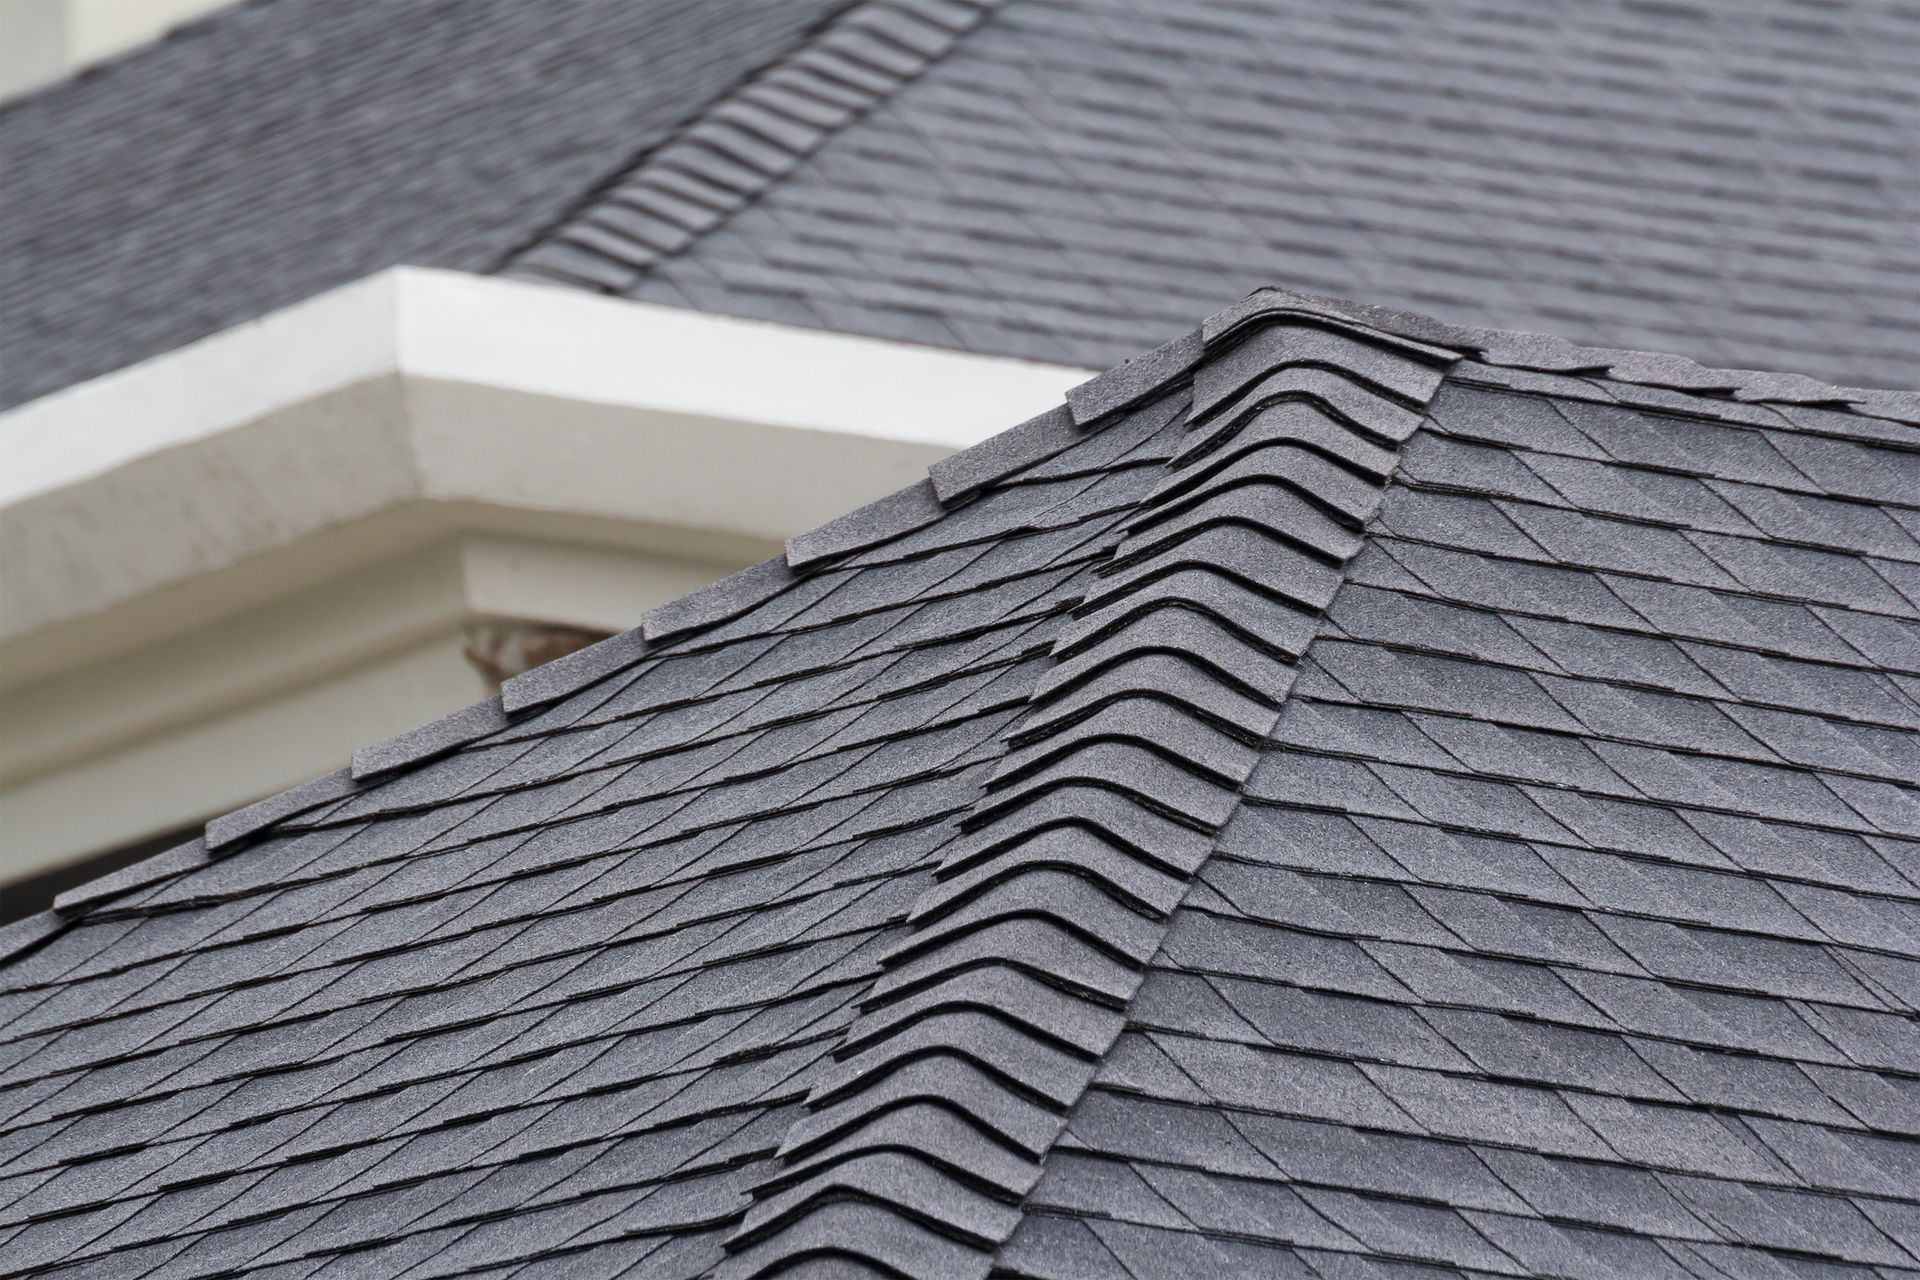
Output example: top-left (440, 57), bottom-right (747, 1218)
top-left (714, 308), bottom-right (1456, 1278)
top-left (503, 0), bottom-right (1002, 292)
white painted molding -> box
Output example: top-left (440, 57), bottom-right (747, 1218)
top-left (2, 266), bottom-right (1087, 506)
top-left (1, 533), bottom-right (741, 880)
top-left (1, 267), bottom-right (1091, 675)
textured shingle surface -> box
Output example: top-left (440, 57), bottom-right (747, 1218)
top-left (0, 0), bottom-right (847, 408)
top-left (9, 0), bottom-right (1917, 410)
top-left (3, 291), bottom-right (1916, 1277)
top-left (526, 0), bottom-right (1920, 390)
top-left (1004, 373), bottom-right (1920, 1280)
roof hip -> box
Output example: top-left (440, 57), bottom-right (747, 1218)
top-left (714, 302), bottom-right (1455, 1277)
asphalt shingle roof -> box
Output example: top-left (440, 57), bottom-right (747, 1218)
top-left (6, 0), bottom-right (1916, 411)
top-left (516, 0), bottom-right (1920, 390)
top-left (0, 0), bottom-right (849, 408)
top-left (3, 288), bottom-right (1916, 1278)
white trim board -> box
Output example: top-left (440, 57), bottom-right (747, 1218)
top-left (1, 267), bottom-right (1092, 677)
top-left (1, 533), bottom-right (742, 880)
top-left (2, 266), bottom-right (1088, 506)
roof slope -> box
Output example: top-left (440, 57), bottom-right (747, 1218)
top-left (516, 0), bottom-right (1920, 390)
top-left (0, 0), bottom-right (848, 409)
top-left (7, 0), bottom-right (1916, 409)
top-left (1, 291), bottom-right (1917, 1279)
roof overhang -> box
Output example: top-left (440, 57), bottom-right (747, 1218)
top-left (0, 267), bottom-right (1088, 881)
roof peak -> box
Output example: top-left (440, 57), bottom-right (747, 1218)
top-left (1214, 288), bottom-right (1920, 426)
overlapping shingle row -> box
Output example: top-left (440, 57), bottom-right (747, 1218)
top-left (561, 0), bottom-right (1920, 389)
top-left (12, 0), bottom-right (1920, 412)
top-left (999, 375), bottom-right (1920, 1278)
top-left (509, 0), bottom-right (999, 295)
top-left (0, 0), bottom-right (855, 409)
top-left (0, 418), bottom-right (1179, 1275)
top-left (2, 287), bottom-right (1915, 1277)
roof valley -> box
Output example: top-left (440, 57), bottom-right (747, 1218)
top-left (713, 311), bottom-right (1456, 1277)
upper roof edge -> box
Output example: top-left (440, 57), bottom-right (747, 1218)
top-left (502, 0), bottom-right (1001, 292)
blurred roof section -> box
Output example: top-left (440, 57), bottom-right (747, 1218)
top-left (5, 0), bottom-right (1918, 410)
top-left (0, 0), bottom-right (240, 102)
top-left (520, 0), bottom-right (1920, 389)
top-left (0, 0), bottom-right (849, 407)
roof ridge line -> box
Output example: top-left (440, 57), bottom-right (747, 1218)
top-left (24, 278), bottom-right (1896, 954)
top-left (501, 0), bottom-right (1001, 293)
top-left (1214, 287), bottom-right (1920, 426)
top-left (710, 316), bottom-right (1455, 1277)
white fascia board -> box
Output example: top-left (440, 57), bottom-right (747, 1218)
top-left (0, 268), bottom-right (1093, 673)
top-left (1, 266), bottom-right (1087, 506)
top-left (0, 270), bottom-right (403, 505)
top-left (395, 269), bottom-right (1076, 450)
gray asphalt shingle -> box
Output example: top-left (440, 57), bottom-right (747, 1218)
top-left (10, 0), bottom-right (1919, 417)
top-left (517, 0), bottom-right (1920, 391)
top-left (4, 288), bottom-right (1917, 1277)
top-left (0, 0), bottom-right (853, 409)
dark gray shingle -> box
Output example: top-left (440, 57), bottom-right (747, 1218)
top-left (4, 290), bottom-right (1917, 1277)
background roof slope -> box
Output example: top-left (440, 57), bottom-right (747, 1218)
top-left (2, 290), bottom-right (1915, 1276)
top-left (6, 0), bottom-right (1916, 408)
top-left (0, 0), bottom-right (848, 408)
top-left (522, 0), bottom-right (1920, 390)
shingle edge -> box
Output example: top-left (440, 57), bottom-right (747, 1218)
top-left (642, 555), bottom-right (800, 644)
top-left (203, 768), bottom-right (357, 852)
top-left (351, 696), bottom-right (511, 780)
top-left (928, 404), bottom-right (1080, 503)
top-left (51, 838), bottom-right (212, 915)
top-left (0, 910), bottom-right (65, 966)
top-left (785, 478), bottom-right (946, 569)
